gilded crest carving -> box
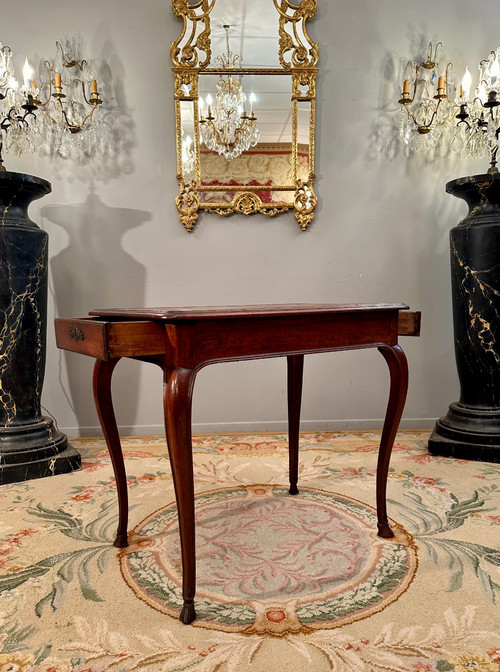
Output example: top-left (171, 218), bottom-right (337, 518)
top-left (294, 179), bottom-right (317, 230)
top-left (292, 71), bottom-right (317, 101)
top-left (202, 192), bottom-right (292, 219)
top-left (274, 0), bottom-right (319, 69)
top-left (176, 180), bottom-right (200, 232)
top-left (174, 71), bottom-right (198, 99)
top-left (170, 0), bottom-right (215, 69)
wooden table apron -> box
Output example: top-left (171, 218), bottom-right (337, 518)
top-left (55, 304), bottom-right (419, 625)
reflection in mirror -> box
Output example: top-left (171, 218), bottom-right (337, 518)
top-left (179, 100), bottom-right (196, 182)
top-left (297, 101), bottom-right (311, 182)
top-left (172, 0), bottom-right (318, 231)
top-left (199, 69), bottom-right (260, 161)
top-left (208, 0), bottom-right (280, 68)
top-left (198, 73), bottom-right (294, 195)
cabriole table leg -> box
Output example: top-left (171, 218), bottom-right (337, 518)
top-left (92, 358), bottom-right (129, 548)
top-left (163, 365), bottom-right (198, 625)
top-left (376, 344), bottom-right (409, 538)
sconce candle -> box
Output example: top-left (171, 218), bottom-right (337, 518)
top-left (22, 58), bottom-right (33, 90)
top-left (461, 67), bottom-right (472, 101)
top-left (90, 79), bottom-right (97, 94)
top-left (54, 72), bottom-right (61, 89)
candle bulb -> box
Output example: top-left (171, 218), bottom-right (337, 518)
top-left (206, 93), bottom-right (213, 116)
top-left (22, 57), bottom-right (33, 91)
top-left (249, 92), bottom-right (256, 114)
top-left (31, 80), bottom-right (36, 90)
top-left (462, 67), bottom-right (472, 102)
top-left (490, 57), bottom-right (500, 85)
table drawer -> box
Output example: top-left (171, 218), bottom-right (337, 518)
top-left (55, 318), bottom-right (165, 360)
top-left (398, 311), bottom-right (421, 337)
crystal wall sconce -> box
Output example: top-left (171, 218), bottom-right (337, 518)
top-left (0, 44), bottom-right (38, 169)
top-left (398, 42), bottom-right (457, 153)
top-left (452, 45), bottom-right (500, 173)
top-left (32, 40), bottom-right (102, 135)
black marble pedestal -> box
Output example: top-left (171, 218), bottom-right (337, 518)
top-left (429, 173), bottom-right (500, 463)
top-left (0, 171), bottom-right (80, 484)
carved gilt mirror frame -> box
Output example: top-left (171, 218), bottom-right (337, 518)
top-left (171, 0), bottom-right (318, 231)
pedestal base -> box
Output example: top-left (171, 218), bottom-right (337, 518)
top-left (0, 416), bottom-right (81, 484)
top-left (428, 402), bottom-right (500, 463)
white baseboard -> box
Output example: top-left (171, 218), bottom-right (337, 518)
top-left (64, 418), bottom-right (435, 438)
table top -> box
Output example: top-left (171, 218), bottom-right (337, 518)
top-left (89, 303), bottom-right (409, 322)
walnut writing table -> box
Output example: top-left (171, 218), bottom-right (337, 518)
top-left (55, 303), bottom-right (420, 624)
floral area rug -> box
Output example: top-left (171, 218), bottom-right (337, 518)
top-left (1, 430), bottom-right (500, 672)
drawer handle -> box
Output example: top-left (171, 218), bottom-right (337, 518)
top-left (69, 326), bottom-right (85, 342)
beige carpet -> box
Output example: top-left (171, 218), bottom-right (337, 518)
top-left (1, 431), bottom-right (499, 671)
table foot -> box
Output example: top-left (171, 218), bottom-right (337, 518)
top-left (289, 484), bottom-right (299, 495)
top-left (113, 534), bottom-right (129, 548)
top-left (180, 600), bottom-right (196, 624)
top-left (377, 522), bottom-right (395, 539)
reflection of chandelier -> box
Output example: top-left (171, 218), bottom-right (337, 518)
top-left (181, 133), bottom-right (195, 177)
top-left (199, 25), bottom-right (259, 161)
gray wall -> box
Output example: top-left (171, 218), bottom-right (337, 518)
top-left (3, 1), bottom-right (495, 436)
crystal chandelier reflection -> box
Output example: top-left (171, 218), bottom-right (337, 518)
top-left (181, 132), bottom-right (195, 177)
top-left (398, 42), bottom-right (457, 156)
top-left (0, 44), bottom-right (39, 169)
top-left (199, 25), bottom-right (259, 161)
top-left (452, 46), bottom-right (500, 173)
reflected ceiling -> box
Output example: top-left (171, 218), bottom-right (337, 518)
top-left (203, 0), bottom-right (294, 143)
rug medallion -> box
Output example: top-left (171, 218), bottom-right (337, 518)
top-left (119, 484), bottom-right (417, 635)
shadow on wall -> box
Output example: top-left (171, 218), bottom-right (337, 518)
top-left (41, 191), bottom-right (151, 432)
top-left (364, 30), bottom-right (465, 412)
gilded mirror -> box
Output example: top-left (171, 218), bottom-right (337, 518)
top-left (171, 0), bottom-right (318, 231)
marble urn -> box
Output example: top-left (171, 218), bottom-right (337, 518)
top-left (429, 173), bottom-right (500, 462)
top-left (0, 170), bottom-right (80, 484)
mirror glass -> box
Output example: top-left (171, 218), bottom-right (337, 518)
top-left (208, 0), bottom-right (280, 68)
top-left (198, 73), bottom-right (296, 206)
top-left (179, 100), bottom-right (196, 183)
